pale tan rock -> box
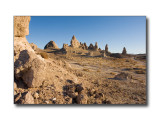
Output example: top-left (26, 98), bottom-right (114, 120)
top-left (30, 43), bottom-right (37, 50)
top-left (70, 35), bottom-right (80, 48)
top-left (33, 92), bottom-right (39, 99)
top-left (44, 40), bottom-right (59, 49)
top-left (24, 92), bottom-right (34, 104)
top-left (14, 37), bottom-right (46, 87)
top-left (63, 44), bottom-right (68, 50)
top-left (14, 16), bottom-right (31, 37)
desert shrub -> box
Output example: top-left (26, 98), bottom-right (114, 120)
top-left (135, 70), bottom-right (146, 74)
top-left (110, 53), bottom-right (122, 58)
top-left (39, 52), bottom-right (48, 59)
top-left (83, 68), bottom-right (90, 72)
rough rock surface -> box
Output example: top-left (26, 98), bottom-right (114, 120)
top-left (30, 43), bottom-right (37, 50)
top-left (122, 47), bottom-right (127, 55)
top-left (24, 92), bottom-right (34, 104)
top-left (14, 16), bottom-right (30, 37)
top-left (70, 35), bottom-right (80, 48)
top-left (44, 40), bottom-right (59, 49)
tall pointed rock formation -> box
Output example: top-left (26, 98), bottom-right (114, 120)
top-left (70, 35), bottom-right (80, 48)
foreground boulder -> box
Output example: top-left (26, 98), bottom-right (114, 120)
top-left (44, 40), bottom-right (59, 49)
top-left (70, 35), bottom-right (80, 48)
top-left (24, 92), bottom-right (34, 104)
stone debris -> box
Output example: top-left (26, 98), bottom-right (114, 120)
top-left (24, 92), bottom-right (34, 104)
top-left (33, 92), bottom-right (39, 99)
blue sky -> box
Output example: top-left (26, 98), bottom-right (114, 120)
top-left (26, 16), bottom-right (146, 54)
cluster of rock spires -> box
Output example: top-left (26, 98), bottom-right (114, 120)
top-left (44, 35), bottom-right (127, 56)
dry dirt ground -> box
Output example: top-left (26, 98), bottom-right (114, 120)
top-left (14, 47), bottom-right (146, 104)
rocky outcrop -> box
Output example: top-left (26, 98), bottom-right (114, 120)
top-left (122, 47), bottom-right (127, 55)
top-left (14, 16), bottom-right (78, 89)
top-left (79, 42), bottom-right (88, 50)
top-left (95, 42), bottom-right (98, 51)
top-left (88, 43), bottom-right (94, 50)
top-left (84, 43), bottom-right (88, 49)
top-left (44, 40), bottom-right (59, 49)
top-left (63, 44), bottom-right (68, 50)
top-left (14, 16), bottom-right (31, 37)
top-left (30, 43), bottom-right (37, 51)
top-left (70, 35), bottom-right (80, 48)
top-left (105, 44), bottom-right (108, 53)
top-left (88, 42), bottom-right (98, 51)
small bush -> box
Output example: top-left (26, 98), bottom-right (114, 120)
top-left (135, 70), bottom-right (146, 74)
top-left (83, 68), bottom-right (90, 72)
top-left (39, 52), bottom-right (48, 59)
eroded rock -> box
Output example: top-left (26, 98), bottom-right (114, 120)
top-left (122, 47), bottom-right (127, 55)
top-left (70, 35), bottom-right (80, 48)
top-left (44, 40), bottom-right (59, 49)
top-left (14, 16), bottom-right (30, 37)
top-left (24, 92), bottom-right (34, 104)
